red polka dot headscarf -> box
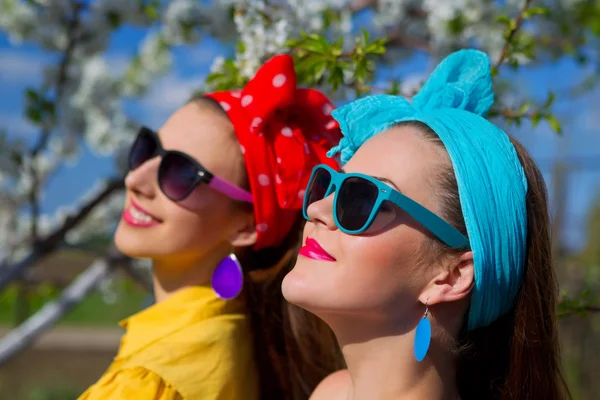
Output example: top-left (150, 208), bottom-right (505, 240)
top-left (205, 54), bottom-right (342, 250)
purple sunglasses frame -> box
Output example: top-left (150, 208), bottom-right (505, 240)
top-left (129, 126), bottom-right (254, 203)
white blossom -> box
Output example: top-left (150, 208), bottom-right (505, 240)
top-left (0, 0), bottom-right (37, 44)
top-left (232, 0), bottom-right (351, 79)
top-left (162, 0), bottom-right (205, 44)
top-left (209, 56), bottom-right (226, 74)
top-left (140, 33), bottom-right (172, 74)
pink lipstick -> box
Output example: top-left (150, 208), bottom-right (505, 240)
top-left (122, 199), bottom-right (161, 228)
top-left (299, 237), bottom-right (336, 262)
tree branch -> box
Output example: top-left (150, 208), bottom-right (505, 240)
top-left (0, 252), bottom-right (128, 366)
top-left (0, 178), bottom-right (125, 291)
top-left (119, 262), bottom-right (153, 292)
top-left (349, 0), bottom-right (376, 13)
top-left (386, 30), bottom-right (431, 52)
top-left (31, 0), bottom-right (83, 157)
top-left (494, 0), bottom-right (534, 69)
top-left (27, 1), bottom-right (84, 243)
top-left (559, 305), bottom-right (600, 318)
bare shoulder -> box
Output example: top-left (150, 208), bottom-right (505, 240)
top-left (309, 369), bottom-right (351, 400)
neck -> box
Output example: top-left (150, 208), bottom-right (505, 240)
top-left (324, 313), bottom-right (460, 400)
top-left (152, 245), bottom-right (232, 303)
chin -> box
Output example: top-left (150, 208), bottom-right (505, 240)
top-left (282, 268), bottom-right (326, 312)
top-left (113, 223), bottom-right (160, 259)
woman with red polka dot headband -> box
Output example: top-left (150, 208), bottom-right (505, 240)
top-left (79, 55), bottom-right (344, 400)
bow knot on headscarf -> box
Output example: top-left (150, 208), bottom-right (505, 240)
top-left (206, 54), bottom-right (341, 250)
top-left (328, 49), bottom-right (528, 331)
top-left (412, 49), bottom-right (494, 115)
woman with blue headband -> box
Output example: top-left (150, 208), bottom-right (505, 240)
top-left (282, 49), bottom-right (570, 399)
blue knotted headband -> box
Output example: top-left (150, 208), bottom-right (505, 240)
top-left (327, 49), bottom-right (528, 331)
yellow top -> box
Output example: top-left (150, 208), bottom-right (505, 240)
top-left (78, 286), bottom-right (259, 400)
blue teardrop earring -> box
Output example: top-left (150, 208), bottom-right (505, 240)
top-left (414, 300), bottom-right (432, 362)
top-left (211, 254), bottom-right (244, 300)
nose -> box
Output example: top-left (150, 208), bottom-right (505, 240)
top-left (305, 192), bottom-right (338, 231)
top-left (124, 156), bottom-right (161, 200)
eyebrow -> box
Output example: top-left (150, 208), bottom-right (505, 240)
top-left (339, 168), bottom-right (402, 191)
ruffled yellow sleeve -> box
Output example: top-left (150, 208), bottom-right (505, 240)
top-left (78, 366), bottom-right (183, 400)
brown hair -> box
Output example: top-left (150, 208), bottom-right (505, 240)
top-left (192, 96), bottom-right (344, 400)
top-left (396, 120), bottom-right (570, 400)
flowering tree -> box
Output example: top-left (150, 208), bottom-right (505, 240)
top-left (0, 0), bottom-right (598, 361)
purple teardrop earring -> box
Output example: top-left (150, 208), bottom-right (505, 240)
top-left (211, 254), bottom-right (244, 300)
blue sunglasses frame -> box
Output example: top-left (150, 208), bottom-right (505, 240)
top-left (302, 164), bottom-right (469, 249)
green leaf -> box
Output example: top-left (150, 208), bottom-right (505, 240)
top-left (42, 101), bottom-right (56, 120)
top-left (25, 89), bottom-right (39, 103)
top-left (386, 81), bottom-right (401, 96)
top-left (543, 91), bottom-right (555, 109)
top-left (146, 6), bottom-right (158, 20)
top-left (26, 107), bottom-right (42, 124)
top-left (518, 103), bottom-right (530, 115)
top-left (546, 115), bottom-right (562, 134)
top-left (531, 112), bottom-right (541, 127)
top-left (490, 66), bottom-right (499, 78)
top-left (558, 289), bottom-right (599, 318)
top-left (236, 40), bottom-right (246, 54)
top-left (138, 0), bottom-right (160, 19)
top-left (205, 72), bottom-right (225, 85)
top-left (11, 150), bottom-right (23, 166)
top-left (329, 66), bottom-right (345, 91)
top-left (365, 38), bottom-right (387, 55)
top-left (496, 15), bottom-right (511, 25)
top-left (322, 9), bottom-right (340, 30)
top-left (361, 28), bottom-right (369, 44)
top-left (354, 59), bottom-right (369, 84)
top-left (106, 11), bottom-right (121, 29)
top-left (312, 60), bottom-right (328, 83)
top-left (299, 35), bottom-right (328, 54)
top-left (447, 13), bottom-right (467, 35)
top-left (523, 6), bottom-right (550, 19)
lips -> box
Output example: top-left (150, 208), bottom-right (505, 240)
top-left (122, 199), bottom-right (162, 227)
top-left (299, 237), bottom-right (336, 262)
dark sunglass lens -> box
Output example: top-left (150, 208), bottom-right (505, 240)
top-left (129, 130), bottom-right (158, 170)
top-left (337, 177), bottom-right (379, 231)
top-left (158, 153), bottom-right (199, 201)
top-left (306, 168), bottom-right (332, 207)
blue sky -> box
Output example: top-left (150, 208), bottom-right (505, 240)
top-left (1, 20), bottom-right (599, 251)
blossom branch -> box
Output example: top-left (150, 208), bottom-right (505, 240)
top-left (31, 0), bottom-right (83, 158)
top-left (494, 0), bottom-right (534, 69)
top-left (28, 0), bottom-right (84, 241)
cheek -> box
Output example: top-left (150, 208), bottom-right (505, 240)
top-left (284, 226), bottom-right (425, 315)
top-left (341, 234), bottom-right (420, 298)
top-left (164, 196), bottom-right (232, 245)
top-left (177, 185), bottom-right (224, 210)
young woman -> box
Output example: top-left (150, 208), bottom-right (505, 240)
top-left (79, 54), bottom-right (344, 400)
top-left (282, 49), bottom-right (571, 400)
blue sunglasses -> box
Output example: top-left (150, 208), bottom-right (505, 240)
top-left (302, 164), bottom-right (469, 249)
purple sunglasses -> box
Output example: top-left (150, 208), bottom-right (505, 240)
top-left (128, 126), bottom-right (253, 203)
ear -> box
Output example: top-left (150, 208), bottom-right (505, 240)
top-left (419, 251), bottom-right (474, 305)
top-left (228, 213), bottom-right (258, 248)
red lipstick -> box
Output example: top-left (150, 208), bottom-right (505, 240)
top-left (299, 237), bottom-right (336, 262)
